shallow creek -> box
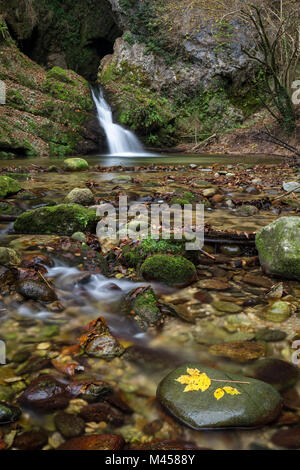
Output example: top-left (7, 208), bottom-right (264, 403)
top-left (0, 154), bottom-right (299, 450)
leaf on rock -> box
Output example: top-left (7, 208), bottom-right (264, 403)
top-left (175, 368), bottom-right (211, 392)
top-left (214, 388), bottom-right (225, 400)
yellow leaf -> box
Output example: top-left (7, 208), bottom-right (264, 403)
top-left (223, 386), bottom-right (241, 395)
top-left (214, 388), bottom-right (225, 400)
top-left (175, 368), bottom-right (211, 392)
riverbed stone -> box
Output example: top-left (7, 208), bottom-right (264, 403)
top-left (140, 255), bottom-right (197, 287)
top-left (19, 375), bottom-right (70, 411)
top-left (65, 188), bottom-right (94, 206)
top-left (122, 287), bottom-right (164, 329)
top-left (272, 426), bottom-right (300, 449)
top-left (209, 341), bottom-right (266, 362)
top-left (63, 158), bottom-right (89, 171)
top-left (236, 205), bottom-right (259, 217)
top-left (58, 434), bottom-right (125, 450)
top-left (261, 301), bottom-right (291, 323)
top-left (246, 358), bottom-right (299, 392)
top-left (256, 217), bottom-right (300, 280)
top-left (13, 431), bottom-right (48, 450)
top-left (54, 411), bottom-right (85, 438)
top-left (0, 247), bottom-right (22, 266)
top-left (0, 176), bottom-right (21, 197)
top-left (16, 279), bottom-right (57, 302)
top-left (79, 317), bottom-right (124, 360)
top-left (78, 402), bottom-right (124, 426)
top-left (157, 363), bottom-right (282, 430)
top-left (213, 300), bottom-right (243, 315)
top-left (14, 204), bottom-right (98, 235)
top-left (0, 402), bottom-right (22, 424)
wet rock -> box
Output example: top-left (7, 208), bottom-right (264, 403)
top-left (79, 402), bottom-right (124, 426)
top-left (13, 431), bottom-right (48, 450)
top-left (255, 328), bottom-right (286, 342)
top-left (242, 273), bottom-right (273, 289)
top-left (71, 232), bottom-right (86, 243)
top-left (282, 181), bottom-right (300, 193)
top-left (14, 204), bottom-right (98, 235)
top-left (140, 255), bottom-right (197, 287)
top-left (220, 245), bottom-right (241, 256)
top-left (236, 205), bottom-right (259, 217)
top-left (261, 301), bottom-right (291, 323)
top-left (0, 386), bottom-right (15, 402)
top-left (110, 175), bottom-right (132, 184)
top-left (0, 247), bottom-right (22, 267)
top-left (203, 188), bottom-right (217, 197)
top-left (0, 266), bottom-right (18, 289)
top-left (122, 287), bottom-right (164, 329)
top-left (193, 290), bottom-right (212, 303)
top-left (245, 186), bottom-right (260, 195)
top-left (256, 217), bottom-right (300, 280)
top-left (16, 279), bottom-right (57, 302)
top-left (0, 175), bottom-right (21, 197)
top-left (174, 303), bottom-right (206, 323)
top-left (209, 341), bottom-right (266, 362)
top-left (272, 427), bottom-right (300, 449)
top-left (65, 188), bottom-right (94, 206)
top-left (58, 434), bottom-right (125, 450)
top-left (63, 158), bottom-right (89, 171)
top-left (19, 375), bottom-right (71, 411)
top-left (54, 411), bottom-right (85, 438)
top-left (67, 379), bottom-right (112, 403)
top-left (157, 363), bottom-right (281, 430)
top-left (131, 440), bottom-right (202, 450)
top-left (22, 254), bottom-right (53, 268)
top-left (213, 300), bottom-right (243, 314)
top-left (198, 279), bottom-right (230, 290)
top-left (0, 402), bottom-right (22, 424)
top-left (79, 317), bottom-right (124, 360)
top-left (246, 358), bottom-right (299, 392)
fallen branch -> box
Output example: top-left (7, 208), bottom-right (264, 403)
top-left (192, 134), bottom-right (217, 152)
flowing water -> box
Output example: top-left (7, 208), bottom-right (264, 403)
top-left (91, 88), bottom-right (152, 157)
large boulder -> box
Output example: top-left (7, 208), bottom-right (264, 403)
top-left (140, 255), bottom-right (197, 287)
top-left (157, 363), bottom-right (282, 430)
top-left (63, 158), bottom-right (89, 171)
top-left (256, 217), bottom-right (300, 280)
top-left (14, 204), bottom-right (98, 235)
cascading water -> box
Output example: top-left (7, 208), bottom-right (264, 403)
top-left (91, 87), bottom-right (150, 157)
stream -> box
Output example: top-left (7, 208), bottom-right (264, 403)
top-left (0, 153), bottom-right (299, 450)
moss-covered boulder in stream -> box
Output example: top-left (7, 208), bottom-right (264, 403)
top-left (63, 158), bottom-right (89, 171)
top-left (65, 188), bottom-right (94, 205)
top-left (157, 363), bottom-right (282, 430)
top-left (256, 217), bottom-right (300, 280)
top-left (0, 176), bottom-right (21, 197)
top-left (140, 255), bottom-right (197, 287)
top-left (14, 204), bottom-right (98, 235)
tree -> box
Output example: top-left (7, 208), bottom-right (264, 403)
top-left (240, 1), bottom-right (300, 134)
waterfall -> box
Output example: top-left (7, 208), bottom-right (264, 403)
top-left (91, 87), bottom-right (149, 157)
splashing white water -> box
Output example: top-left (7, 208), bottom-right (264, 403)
top-left (91, 87), bottom-right (151, 157)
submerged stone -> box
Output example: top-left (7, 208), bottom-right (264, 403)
top-left (256, 217), bottom-right (300, 280)
top-left (54, 411), bottom-right (85, 438)
top-left (14, 204), bottom-right (98, 235)
top-left (213, 300), bottom-right (243, 315)
top-left (157, 363), bottom-right (281, 430)
top-left (262, 301), bottom-right (291, 323)
top-left (209, 341), bottom-right (266, 363)
top-left (255, 328), bottom-right (286, 342)
top-left (0, 402), bottom-right (21, 424)
top-left (63, 158), bottom-right (89, 171)
top-left (13, 431), bottom-right (48, 450)
top-left (246, 358), bottom-right (299, 392)
top-left (19, 375), bottom-right (70, 411)
top-left (236, 205), bottom-right (259, 217)
top-left (0, 247), bottom-right (22, 266)
top-left (140, 255), bottom-right (197, 287)
top-left (58, 434), bottom-right (125, 450)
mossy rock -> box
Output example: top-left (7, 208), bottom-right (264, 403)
top-left (0, 202), bottom-right (20, 216)
top-left (0, 176), bottom-right (21, 197)
top-left (63, 158), bottom-right (89, 171)
top-left (65, 188), bottom-right (94, 205)
top-left (157, 363), bottom-right (282, 430)
top-left (256, 217), bottom-right (300, 280)
top-left (122, 287), bottom-right (164, 329)
top-left (140, 255), bottom-right (197, 287)
top-left (0, 247), bottom-right (22, 266)
top-left (261, 301), bottom-right (291, 323)
top-left (14, 204), bottom-right (98, 235)
top-left (170, 192), bottom-right (196, 207)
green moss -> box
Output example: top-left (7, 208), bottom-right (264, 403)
top-left (131, 287), bottom-right (163, 328)
top-left (45, 66), bottom-right (75, 84)
top-left (63, 158), bottom-right (89, 171)
top-left (0, 175), bottom-right (21, 197)
top-left (122, 238), bottom-right (187, 268)
top-left (140, 254), bottom-right (197, 287)
top-left (14, 204), bottom-right (98, 235)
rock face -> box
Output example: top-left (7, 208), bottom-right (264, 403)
top-left (14, 204), bottom-right (98, 235)
top-left (256, 217), bottom-right (300, 280)
top-left (157, 363), bottom-right (282, 430)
